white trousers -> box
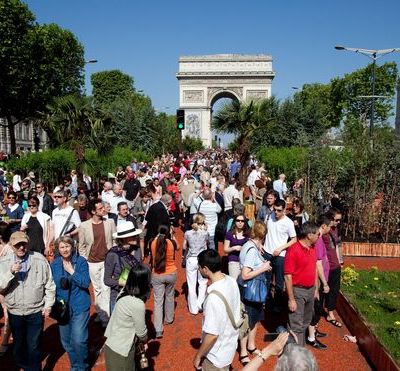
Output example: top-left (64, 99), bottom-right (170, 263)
top-left (88, 261), bottom-right (110, 323)
top-left (228, 261), bottom-right (241, 280)
top-left (186, 256), bottom-right (208, 314)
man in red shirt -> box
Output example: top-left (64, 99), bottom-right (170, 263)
top-left (284, 222), bottom-right (319, 346)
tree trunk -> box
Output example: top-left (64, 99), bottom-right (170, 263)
top-left (6, 116), bottom-right (17, 155)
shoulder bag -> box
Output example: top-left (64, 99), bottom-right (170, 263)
top-left (50, 277), bottom-right (71, 325)
top-left (242, 246), bottom-right (268, 303)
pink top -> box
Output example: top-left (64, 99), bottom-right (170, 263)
top-left (315, 236), bottom-right (329, 281)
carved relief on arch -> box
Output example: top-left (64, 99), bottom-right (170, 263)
top-left (183, 90), bottom-right (204, 103)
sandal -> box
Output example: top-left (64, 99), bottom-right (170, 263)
top-left (343, 335), bottom-right (357, 343)
top-left (327, 318), bottom-right (342, 328)
top-left (239, 355), bottom-right (250, 365)
top-left (247, 347), bottom-right (261, 354)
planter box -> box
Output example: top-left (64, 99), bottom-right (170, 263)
top-left (337, 292), bottom-right (399, 371)
top-left (342, 242), bottom-right (400, 257)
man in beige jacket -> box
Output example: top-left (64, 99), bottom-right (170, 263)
top-left (79, 198), bottom-right (116, 327)
top-left (0, 231), bottom-right (55, 369)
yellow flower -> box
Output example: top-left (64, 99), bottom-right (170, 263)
top-left (394, 321), bottom-right (400, 326)
top-left (364, 285), bottom-right (368, 288)
top-left (373, 277), bottom-right (379, 281)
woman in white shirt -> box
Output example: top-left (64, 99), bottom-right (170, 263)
top-left (182, 213), bottom-right (209, 315)
top-left (104, 264), bottom-right (150, 371)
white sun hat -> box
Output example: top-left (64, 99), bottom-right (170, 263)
top-left (112, 221), bottom-right (142, 239)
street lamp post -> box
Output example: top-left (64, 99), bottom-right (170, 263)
top-left (334, 45), bottom-right (400, 138)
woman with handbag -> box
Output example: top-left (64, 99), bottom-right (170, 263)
top-left (224, 212), bottom-right (250, 279)
top-left (104, 265), bottom-right (150, 371)
top-left (51, 236), bottom-right (91, 371)
top-left (182, 213), bottom-right (209, 315)
top-left (150, 224), bottom-right (178, 339)
top-left (238, 221), bottom-right (272, 366)
top-left (104, 221), bottom-right (142, 314)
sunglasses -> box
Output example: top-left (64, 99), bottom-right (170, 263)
top-left (8, 196), bottom-right (16, 199)
top-left (14, 243), bottom-right (27, 249)
top-left (28, 204), bottom-right (38, 208)
top-left (235, 219), bottom-right (245, 223)
top-left (54, 195), bottom-right (64, 199)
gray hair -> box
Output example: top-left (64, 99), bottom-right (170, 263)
top-left (77, 194), bottom-right (88, 202)
top-left (275, 344), bottom-right (318, 371)
top-left (161, 193), bottom-right (172, 206)
top-left (104, 181), bottom-right (113, 190)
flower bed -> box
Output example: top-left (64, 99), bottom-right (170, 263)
top-left (340, 267), bottom-right (400, 368)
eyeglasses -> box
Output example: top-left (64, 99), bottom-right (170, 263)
top-left (8, 196), bottom-right (16, 200)
top-left (28, 204), bottom-right (37, 208)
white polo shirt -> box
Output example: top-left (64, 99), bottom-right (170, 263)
top-left (202, 275), bottom-right (240, 368)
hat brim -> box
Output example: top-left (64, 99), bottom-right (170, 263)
top-left (113, 229), bottom-right (142, 239)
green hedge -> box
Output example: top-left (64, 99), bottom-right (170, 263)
top-left (6, 147), bottom-right (153, 184)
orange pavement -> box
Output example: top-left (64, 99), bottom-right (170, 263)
top-left (2, 228), bottom-right (393, 370)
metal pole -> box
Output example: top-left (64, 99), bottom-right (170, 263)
top-left (369, 56), bottom-right (377, 138)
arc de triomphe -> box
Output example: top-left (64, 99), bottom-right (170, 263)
top-left (176, 54), bottom-right (275, 147)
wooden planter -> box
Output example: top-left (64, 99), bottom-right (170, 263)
top-left (337, 292), bottom-right (399, 371)
top-left (342, 242), bottom-right (400, 257)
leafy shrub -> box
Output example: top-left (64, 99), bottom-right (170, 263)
top-left (182, 137), bottom-right (204, 153)
top-left (341, 266), bottom-right (359, 286)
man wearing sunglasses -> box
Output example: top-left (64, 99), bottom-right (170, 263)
top-left (35, 182), bottom-right (54, 217)
top-left (0, 231), bottom-right (55, 369)
top-left (263, 199), bottom-right (297, 311)
top-left (52, 190), bottom-right (81, 241)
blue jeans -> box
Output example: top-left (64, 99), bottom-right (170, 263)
top-left (59, 310), bottom-right (89, 371)
top-left (8, 311), bottom-right (44, 371)
top-left (262, 252), bottom-right (285, 306)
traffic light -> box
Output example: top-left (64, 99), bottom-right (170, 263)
top-left (176, 109), bottom-right (185, 130)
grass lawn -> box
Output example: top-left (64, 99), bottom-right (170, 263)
top-left (341, 267), bottom-right (400, 364)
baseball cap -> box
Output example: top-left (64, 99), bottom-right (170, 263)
top-left (10, 231), bottom-right (29, 246)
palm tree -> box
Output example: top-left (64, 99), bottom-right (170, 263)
top-left (212, 97), bottom-right (279, 184)
top-left (36, 94), bottom-right (114, 172)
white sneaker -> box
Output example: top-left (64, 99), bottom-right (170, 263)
top-left (0, 344), bottom-right (8, 356)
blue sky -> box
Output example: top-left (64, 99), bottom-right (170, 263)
top-left (26, 0), bottom-right (400, 116)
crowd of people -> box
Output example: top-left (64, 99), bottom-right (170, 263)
top-left (0, 149), bottom-right (346, 370)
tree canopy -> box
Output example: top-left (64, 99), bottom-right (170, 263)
top-left (0, 0), bottom-right (85, 153)
top-left (91, 70), bottom-right (135, 108)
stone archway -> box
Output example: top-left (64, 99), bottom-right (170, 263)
top-left (176, 54), bottom-right (275, 147)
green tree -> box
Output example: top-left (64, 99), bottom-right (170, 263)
top-left (213, 98), bottom-right (278, 184)
top-left (182, 136), bottom-right (205, 153)
top-left (37, 94), bottom-right (114, 171)
top-left (91, 70), bottom-right (135, 108)
top-left (331, 62), bottom-right (398, 124)
top-left (0, 0), bottom-right (84, 153)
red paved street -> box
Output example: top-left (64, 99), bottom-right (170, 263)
top-left (2, 229), bottom-right (398, 370)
